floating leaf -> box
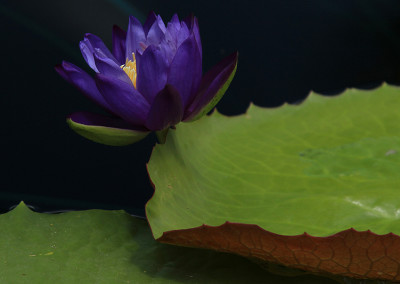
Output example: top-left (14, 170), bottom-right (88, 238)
top-left (146, 83), bottom-right (400, 281)
top-left (0, 202), bottom-right (340, 283)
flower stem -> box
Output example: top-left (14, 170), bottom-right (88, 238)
top-left (155, 128), bottom-right (169, 144)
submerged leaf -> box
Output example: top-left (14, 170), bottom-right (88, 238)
top-left (146, 84), bottom-right (400, 281)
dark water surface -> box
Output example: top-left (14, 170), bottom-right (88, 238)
top-left (2, 0), bottom-right (400, 215)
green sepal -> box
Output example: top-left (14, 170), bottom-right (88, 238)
top-left (67, 118), bottom-right (149, 146)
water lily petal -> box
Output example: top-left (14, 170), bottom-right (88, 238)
top-left (169, 14), bottom-right (180, 29)
top-left (112, 25), bottom-right (127, 64)
top-left (157, 39), bottom-right (175, 65)
top-left (67, 112), bottom-right (149, 146)
top-left (126, 16), bottom-right (146, 59)
top-left (184, 14), bottom-right (202, 60)
top-left (177, 21), bottom-right (190, 49)
top-left (54, 63), bottom-right (70, 81)
top-left (183, 14), bottom-right (193, 29)
top-left (143, 11), bottom-right (157, 35)
top-left (95, 74), bottom-right (150, 126)
top-left (93, 50), bottom-right (132, 84)
top-left (164, 15), bottom-right (181, 46)
top-left (146, 15), bottom-right (166, 46)
top-left (184, 52), bottom-right (238, 121)
top-left (55, 61), bottom-right (113, 112)
top-left (80, 33), bottom-right (118, 73)
top-left (85, 33), bottom-right (116, 61)
top-left (167, 34), bottom-right (202, 107)
top-left (145, 85), bottom-right (183, 131)
top-left (161, 14), bottom-right (185, 63)
top-left (136, 45), bottom-right (168, 104)
top-left (79, 38), bottom-right (99, 72)
top-left (162, 19), bottom-right (190, 56)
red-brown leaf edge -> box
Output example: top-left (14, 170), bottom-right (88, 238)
top-left (158, 222), bottom-right (400, 282)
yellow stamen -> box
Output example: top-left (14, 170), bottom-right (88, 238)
top-left (121, 53), bottom-right (137, 88)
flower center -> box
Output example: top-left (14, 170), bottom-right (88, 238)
top-left (121, 53), bottom-right (137, 88)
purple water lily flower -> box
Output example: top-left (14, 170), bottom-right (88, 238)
top-left (56, 12), bottom-right (238, 145)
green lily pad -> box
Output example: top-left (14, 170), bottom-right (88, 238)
top-left (0, 202), bottom-right (341, 283)
top-left (146, 83), bottom-right (400, 281)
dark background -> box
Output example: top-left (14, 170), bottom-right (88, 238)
top-left (1, 0), bottom-right (400, 215)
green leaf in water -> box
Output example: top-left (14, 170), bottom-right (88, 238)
top-left (0, 202), bottom-right (339, 283)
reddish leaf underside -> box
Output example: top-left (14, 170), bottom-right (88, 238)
top-left (158, 223), bottom-right (400, 282)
